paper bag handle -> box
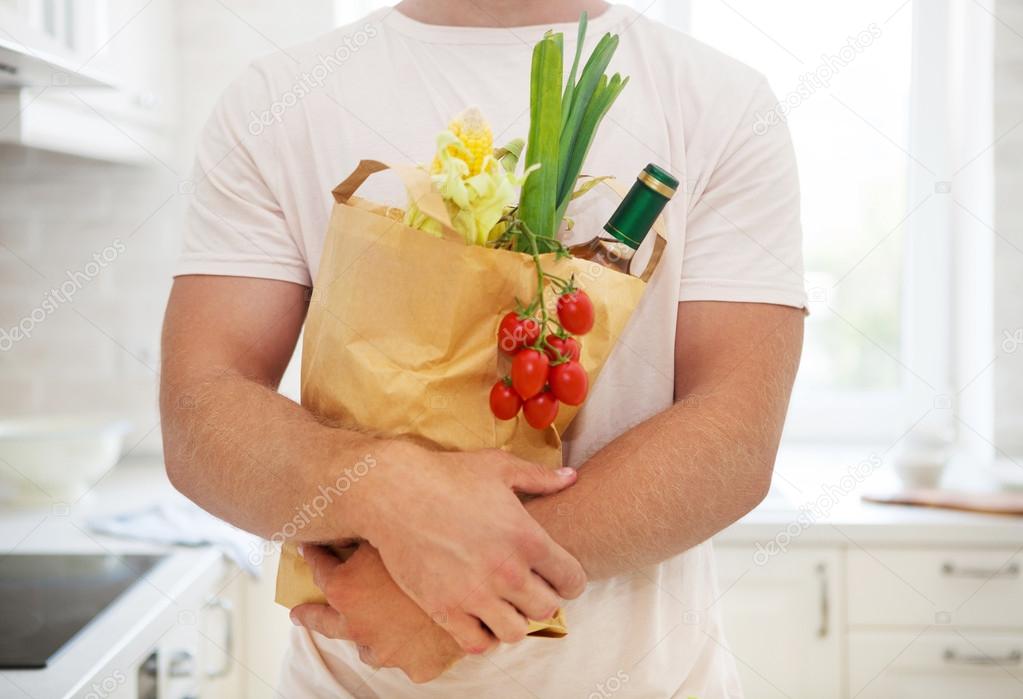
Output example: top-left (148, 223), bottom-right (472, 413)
top-left (332, 162), bottom-right (669, 282)
top-left (332, 159), bottom-right (461, 239)
top-left (577, 175), bottom-right (669, 283)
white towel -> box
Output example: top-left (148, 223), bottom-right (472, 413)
top-left (88, 501), bottom-right (264, 577)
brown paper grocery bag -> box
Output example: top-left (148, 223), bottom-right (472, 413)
top-left (276, 160), bottom-right (667, 637)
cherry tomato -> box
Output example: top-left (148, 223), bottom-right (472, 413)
top-left (510, 349), bottom-right (549, 400)
top-left (523, 391), bottom-right (559, 430)
top-left (544, 335), bottom-right (581, 363)
top-left (549, 361), bottom-right (588, 406)
top-left (557, 290), bottom-right (595, 335)
top-left (498, 312), bottom-right (541, 354)
top-left (489, 379), bottom-right (522, 420)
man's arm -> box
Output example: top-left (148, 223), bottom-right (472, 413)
top-left (526, 300), bottom-right (803, 579)
top-left (160, 275), bottom-right (587, 652)
top-left (160, 275), bottom-right (370, 542)
top-left (292, 299), bottom-right (803, 680)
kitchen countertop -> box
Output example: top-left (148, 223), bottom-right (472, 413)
top-left (1, 447), bottom-right (1021, 696)
top-left (717, 445), bottom-right (1023, 548)
top-left (0, 461), bottom-right (226, 699)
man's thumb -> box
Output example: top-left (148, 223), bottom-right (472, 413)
top-left (505, 462), bottom-right (577, 495)
top-left (290, 603), bottom-right (349, 639)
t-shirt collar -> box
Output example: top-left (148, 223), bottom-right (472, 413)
top-left (375, 4), bottom-right (633, 45)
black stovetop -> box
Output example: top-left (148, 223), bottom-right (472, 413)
top-left (0, 553), bottom-right (165, 669)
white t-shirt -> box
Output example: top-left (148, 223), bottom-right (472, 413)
top-left (178, 6), bottom-right (806, 698)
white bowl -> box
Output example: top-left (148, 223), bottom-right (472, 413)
top-left (0, 415), bottom-right (132, 503)
top-left (988, 456), bottom-right (1023, 491)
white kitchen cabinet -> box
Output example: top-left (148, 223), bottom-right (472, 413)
top-left (86, 0), bottom-right (178, 120)
top-left (713, 546), bottom-right (844, 699)
top-left (848, 629), bottom-right (1023, 699)
top-left (0, 0), bottom-right (178, 162)
top-left (198, 571), bottom-right (246, 698)
top-left (198, 549), bottom-right (293, 698)
top-left (847, 547), bottom-right (1023, 628)
top-left (715, 537), bottom-right (1023, 699)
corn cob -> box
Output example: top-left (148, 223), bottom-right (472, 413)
top-left (433, 106), bottom-right (493, 176)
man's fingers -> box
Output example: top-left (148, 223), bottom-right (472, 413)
top-left (502, 459), bottom-right (577, 496)
top-left (301, 544), bottom-right (342, 591)
top-left (290, 603), bottom-right (351, 640)
top-left (436, 611), bottom-right (497, 655)
top-left (503, 573), bottom-right (562, 623)
top-left (475, 601), bottom-right (529, 644)
top-left (357, 644), bottom-right (380, 669)
top-left (530, 539), bottom-right (587, 600)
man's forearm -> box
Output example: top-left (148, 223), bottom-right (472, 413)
top-left (162, 275), bottom-right (592, 652)
top-left (527, 303), bottom-right (803, 580)
top-left (161, 371), bottom-right (385, 543)
top-left (526, 395), bottom-right (771, 579)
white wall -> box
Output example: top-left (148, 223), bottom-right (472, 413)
top-left (0, 0), bottom-right (333, 452)
top-left (0, 147), bottom-right (179, 452)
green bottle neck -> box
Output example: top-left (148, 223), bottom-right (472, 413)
top-left (604, 167), bottom-right (677, 249)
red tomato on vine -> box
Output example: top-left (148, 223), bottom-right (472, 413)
top-left (489, 379), bottom-right (522, 420)
top-left (545, 335), bottom-right (581, 363)
top-left (557, 290), bottom-right (594, 335)
top-left (511, 349), bottom-right (549, 400)
top-left (549, 361), bottom-right (588, 406)
top-left (523, 391), bottom-right (559, 429)
top-left (498, 312), bottom-right (541, 354)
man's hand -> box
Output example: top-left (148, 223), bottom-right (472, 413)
top-left (162, 276), bottom-right (585, 654)
top-left (161, 276), bottom-right (585, 655)
top-left (356, 444), bottom-right (586, 653)
top-left (291, 544), bottom-right (464, 684)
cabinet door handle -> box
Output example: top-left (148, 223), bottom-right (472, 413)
top-left (205, 596), bottom-right (234, 679)
top-left (168, 649), bottom-right (196, 678)
top-left (943, 648), bottom-right (1022, 666)
top-left (815, 562), bottom-right (829, 639)
top-left (941, 562), bottom-right (1020, 579)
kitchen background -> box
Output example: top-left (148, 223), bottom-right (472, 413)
top-left (1, 0), bottom-right (1022, 698)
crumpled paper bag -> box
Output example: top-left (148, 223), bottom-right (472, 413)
top-left (276, 160), bottom-right (666, 638)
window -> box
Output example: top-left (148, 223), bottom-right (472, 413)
top-left (685, 1), bottom-right (917, 441)
top-left (689, 1), bottom-right (994, 446)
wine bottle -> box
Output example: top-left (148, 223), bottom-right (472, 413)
top-left (569, 164), bottom-right (679, 274)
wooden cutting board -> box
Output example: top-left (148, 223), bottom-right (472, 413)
top-left (863, 489), bottom-right (1023, 516)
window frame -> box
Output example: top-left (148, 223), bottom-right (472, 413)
top-left (698, 0), bottom-right (993, 446)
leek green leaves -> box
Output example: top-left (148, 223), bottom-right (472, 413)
top-left (516, 13), bottom-right (628, 252)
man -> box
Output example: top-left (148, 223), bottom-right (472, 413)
top-left (160, 0), bottom-right (805, 696)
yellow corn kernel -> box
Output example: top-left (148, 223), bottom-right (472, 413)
top-left (435, 107), bottom-right (493, 176)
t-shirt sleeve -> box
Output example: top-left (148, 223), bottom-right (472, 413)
top-left (679, 79), bottom-right (807, 309)
top-left (175, 65), bottom-right (312, 286)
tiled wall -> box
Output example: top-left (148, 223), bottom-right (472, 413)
top-left (0, 0), bottom-right (332, 453)
top-left (995, 0), bottom-right (1023, 456)
top-left (0, 148), bottom-right (181, 452)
